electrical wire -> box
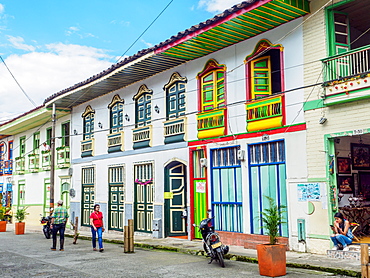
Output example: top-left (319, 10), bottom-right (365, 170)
top-left (115, 0), bottom-right (174, 63)
top-left (0, 55), bottom-right (37, 108)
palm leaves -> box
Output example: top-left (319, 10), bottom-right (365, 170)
top-left (260, 196), bottom-right (287, 245)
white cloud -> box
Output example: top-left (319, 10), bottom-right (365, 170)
top-left (0, 43), bottom-right (113, 121)
top-left (198, 0), bottom-right (242, 13)
top-left (65, 26), bottom-right (97, 39)
top-left (110, 20), bottom-right (130, 27)
top-left (0, 4), bottom-right (4, 14)
top-left (140, 39), bottom-right (153, 48)
top-left (7, 35), bottom-right (36, 51)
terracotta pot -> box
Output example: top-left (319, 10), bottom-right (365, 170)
top-left (0, 221), bottom-right (6, 232)
top-left (256, 244), bottom-right (286, 277)
top-left (15, 222), bottom-right (25, 235)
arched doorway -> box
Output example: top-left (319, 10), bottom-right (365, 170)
top-left (164, 161), bottom-right (187, 237)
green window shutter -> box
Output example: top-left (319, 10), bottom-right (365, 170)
top-left (327, 9), bottom-right (350, 56)
top-left (251, 57), bottom-right (271, 99)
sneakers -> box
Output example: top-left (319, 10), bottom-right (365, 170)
top-left (99, 248), bottom-right (104, 252)
top-left (331, 246), bottom-right (338, 250)
top-left (343, 246), bottom-right (350, 251)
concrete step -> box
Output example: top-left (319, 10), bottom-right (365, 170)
top-left (327, 245), bottom-right (360, 260)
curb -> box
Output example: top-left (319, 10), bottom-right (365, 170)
top-left (64, 234), bottom-right (361, 277)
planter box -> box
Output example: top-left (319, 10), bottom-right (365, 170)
top-left (256, 244), bottom-right (286, 277)
top-left (15, 222), bottom-right (25, 235)
top-left (0, 221), bottom-right (6, 232)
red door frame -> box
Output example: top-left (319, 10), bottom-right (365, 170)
top-left (189, 145), bottom-right (209, 240)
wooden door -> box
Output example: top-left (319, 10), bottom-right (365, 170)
top-left (164, 162), bottom-right (187, 237)
top-left (134, 163), bottom-right (154, 233)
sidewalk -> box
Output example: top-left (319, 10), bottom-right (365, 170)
top-left (10, 224), bottom-right (361, 277)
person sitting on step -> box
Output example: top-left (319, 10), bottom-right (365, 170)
top-left (330, 212), bottom-right (353, 251)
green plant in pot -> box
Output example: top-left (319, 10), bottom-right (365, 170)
top-left (14, 207), bottom-right (29, 235)
top-left (256, 196), bottom-right (287, 277)
top-left (15, 207), bottom-right (29, 222)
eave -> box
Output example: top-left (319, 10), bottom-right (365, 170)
top-left (0, 106), bottom-right (71, 137)
top-left (44, 0), bottom-right (310, 110)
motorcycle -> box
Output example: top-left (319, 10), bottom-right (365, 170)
top-left (40, 214), bottom-right (52, 239)
top-left (195, 217), bottom-right (229, 267)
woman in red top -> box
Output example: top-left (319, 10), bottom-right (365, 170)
top-left (90, 204), bottom-right (105, 252)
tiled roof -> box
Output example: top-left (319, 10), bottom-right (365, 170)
top-left (43, 0), bottom-right (262, 105)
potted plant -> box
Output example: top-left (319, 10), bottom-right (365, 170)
top-left (0, 206), bottom-right (6, 232)
top-left (256, 196), bottom-right (287, 277)
top-left (14, 207), bottom-right (29, 235)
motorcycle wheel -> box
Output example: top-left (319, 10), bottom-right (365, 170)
top-left (43, 226), bottom-right (51, 239)
top-left (203, 243), bottom-right (211, 257)
top-left (216, 250), bottom-right (225, 268)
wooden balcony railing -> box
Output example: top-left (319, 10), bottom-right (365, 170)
top-left (196, 108), bottom-right (226, 139)
top-left (107, 132), bottom-right (124, 153)
top-left (81, 138), bottom-right (94, 157)
top-left (28, 154), bottom-right (40, 173)
top-left (57, 146), bottom-right (70, 168)
top-left (246, 95), bottom-right (283, 132)
top-left (15, 157), bottom-right (25, 174)
top-left (163, 117), bottom-right (186, 144)
top-left (322, 45), bottom-right (370, 82)
top-left (41, 151), bottom-right (51, 170)
top-left (133, 125), bottom-right (152, 149)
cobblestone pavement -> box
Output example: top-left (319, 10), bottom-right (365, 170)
top-left (0, 228), bottom-right (356, 278)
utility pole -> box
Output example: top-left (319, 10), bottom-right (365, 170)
top-left (50, 103), bottom-right (56, 212)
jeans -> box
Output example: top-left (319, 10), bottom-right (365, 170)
top-left (52, 223), bottom-right (66, 240)
top-left (91, 226), bottom-right (103, 249)
top-left (331, 234), bottom-right (352, 248)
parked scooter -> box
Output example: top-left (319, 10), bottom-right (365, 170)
top-left (194, 216), bottom-right (229, 267)
top-left (40, 214), bottom-right (52, 239)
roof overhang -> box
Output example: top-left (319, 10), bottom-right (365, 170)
top-left (44, 0), bottom-right (310, 109)
top-left (0, 107), bottom-right (70, 137)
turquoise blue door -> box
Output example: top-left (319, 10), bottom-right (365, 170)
top-left (211, 146), bottom-right (243, 232)
top-left (249, 140), bottom-right (288, 237)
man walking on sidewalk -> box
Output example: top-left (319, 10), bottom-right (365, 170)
top-left (50, 200), bottom-right (69, 251)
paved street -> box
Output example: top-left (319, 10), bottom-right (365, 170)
top-left (0, 232), bottom-right (353, 278)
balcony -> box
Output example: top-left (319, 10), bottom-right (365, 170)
top-left (164, 117), bottom-right (186, 144)
top-left (57, 146), bottom-right (70, 168)
top-left (322, 45), bottom-right (370, 105)
top-left (28, 154), bottom-right (40, 173)
top-left (133, 125), bottom-right (152, 149)
top-left (107, 132), bottom-right (124, 153)
top-left (81, 138), bottom-right (94, 157)
top-left (197, 108), bottom-right (226, 139)
top-left (41, 150), bottom-right (51, 170)
top-left (246, 95), bottom-right (283, 132)
top-left (15, 157), bottom-right (25, 174)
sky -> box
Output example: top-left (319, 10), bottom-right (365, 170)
top-left (0, 0), bottom-right (243, 123)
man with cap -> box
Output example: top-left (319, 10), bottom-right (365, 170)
top-left (50, 200), bottom-right (69, 251)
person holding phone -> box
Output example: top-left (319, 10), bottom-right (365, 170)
top-left (330, 212), bottom-right (353, 251)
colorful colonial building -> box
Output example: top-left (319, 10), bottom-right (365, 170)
top-left (0, 106), bottom-right (71, 226)
top-left (303, 0), bottom-right (370, 253)
top-left (40, 0), bottom-right (310, 250)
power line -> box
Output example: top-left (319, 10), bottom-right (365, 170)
top-left (115, 0), bottom-right (174, 63)
top-left (0, 55), bottom-right (37, 108)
